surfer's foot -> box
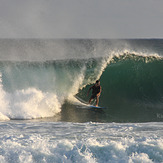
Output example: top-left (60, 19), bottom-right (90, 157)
top-left (95, 105), bottom-right (98, 107)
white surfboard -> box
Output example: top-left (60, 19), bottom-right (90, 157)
top-left (75, 95), bottom-right (106, 109)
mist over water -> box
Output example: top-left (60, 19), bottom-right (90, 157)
top-left (0, 39), bottom-right (162, 61)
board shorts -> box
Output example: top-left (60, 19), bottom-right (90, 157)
top-left (91, 94), bottom-right (98, 99)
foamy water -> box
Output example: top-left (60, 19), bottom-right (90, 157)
top-left (0, 121), bottom-right (163, 163)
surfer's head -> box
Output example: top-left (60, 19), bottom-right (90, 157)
top-left (95, 80), bottom-right (100, 86)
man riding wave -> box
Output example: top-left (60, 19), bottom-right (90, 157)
top-left (87, 80), bottom-right (102, 107)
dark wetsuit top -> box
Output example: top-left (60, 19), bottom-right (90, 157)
top-left (91, 85), bottom-right (101, 99)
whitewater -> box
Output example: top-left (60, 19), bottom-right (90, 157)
top-left (0, 39), bottom-right (163, 162)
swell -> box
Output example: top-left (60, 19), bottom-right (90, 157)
top-left (0, 52), bottom-right (163, 121)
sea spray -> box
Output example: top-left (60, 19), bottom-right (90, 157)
top-left (7, 88), bottom-right (61, 119)
top-left (0, 74), bottom-right (9, 120)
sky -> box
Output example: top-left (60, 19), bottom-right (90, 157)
top-left (0, 0), bottom-right (162, 39)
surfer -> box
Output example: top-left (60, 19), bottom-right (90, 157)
top-left (87, 80), bottom-right (102, 107)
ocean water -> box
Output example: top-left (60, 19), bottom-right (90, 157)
top-left (0, 39), bottom-right (163, 162)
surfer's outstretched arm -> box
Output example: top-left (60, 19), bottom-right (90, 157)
top-left (87, 86), bottom-right (93, 104)
top-left (87, 86), bottom-right (93, 96)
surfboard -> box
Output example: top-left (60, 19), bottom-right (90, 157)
top-left (88, 105), bottom-right (105, 109)
top-left (77, 104), bottom-right (106, 110)
top-left (75, 95), bottom-right (106, 109)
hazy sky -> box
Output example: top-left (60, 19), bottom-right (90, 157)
top-left (0, 0), bottom-right (162, 38)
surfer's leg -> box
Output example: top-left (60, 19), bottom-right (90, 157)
top-left (89, 94), bottom-right (96, 104)
top-left (89, 98), bottom-right (92, 104)
top-left (96, 96), bottom-right (99, 107)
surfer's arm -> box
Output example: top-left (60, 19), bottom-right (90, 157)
top-left (87, 86), bottom-right (93, 96)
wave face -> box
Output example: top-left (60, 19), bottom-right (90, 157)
top-left (0, 39), bottom-right (162, 122)
top-left (77, 54), bottom-right (163, 122)
top-left (102, 54), bottom-right (163, 103)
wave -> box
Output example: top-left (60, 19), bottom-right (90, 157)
top-left (78, 53), bottom-right (163, 103)
top-left (0, 57), bottom-right (105, 120)
top-left (76, 53), bottom-right (163, 122)
top-left (0, 52), bottom-right (162, 121)
top-left (0, 39), bottom-right (162, 121)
